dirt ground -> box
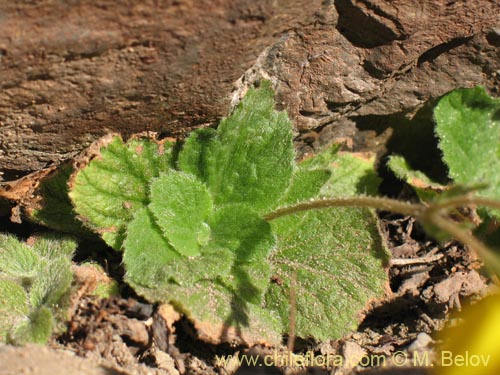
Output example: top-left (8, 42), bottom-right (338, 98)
top-left (0, 209), bottom-right (490, 375)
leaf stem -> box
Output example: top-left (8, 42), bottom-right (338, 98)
top-left (264, 196), bottom-right (424, 221)
top-left (265, 195), bottom-right (500, 276)
top-left (429, 196), bottom-right (500, 213)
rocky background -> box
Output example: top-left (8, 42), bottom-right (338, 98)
top-left (1, 0), bottom-right (499, 181)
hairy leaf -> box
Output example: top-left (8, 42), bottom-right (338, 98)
top-left (0, 280), bottom-right (28, 341)
top-left (178, 82), bottom-right (294, 214)
top-left (126, 204), bottom-right (277, 345)
top-left (70, 136), bottom-right (174, 249)
top-left (265, 149), bottom-right (389, 340)
top-left (178, 127), bottom-right (218, 182)
top-left (0, 234), bottom-right (76, 344)
top-left (150, 171), bottom-right (212, 257)
top-left (10, 307), bottom-right (53, 345)
top-left (0, 234), bottom-right (38, 279)
top-left (388, 155), bottom-right (447, 201)
top-left (322, 152), bottom-right (381, 197)
top-left (123, 208), bottom-right (234, 289)
top-left (435, 87), bottom-right (500, 215)
top-left (267, 207), bottom-right (388, 340)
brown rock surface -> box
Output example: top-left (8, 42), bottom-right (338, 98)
top-left (1, 0), bottom-right (499, 180)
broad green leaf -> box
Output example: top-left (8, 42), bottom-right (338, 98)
top-left (388, 155), bottom-right (447, 201)
top-left (179, 82), bottom-right (295, 214)
top-left (127, 205), bottom-right (274, 299)
top-left (149, 171), bottom-right (213, 257)
top-left (126, 204), bottom-right (278, 345)
top-left (266, 146), bottom-right (389, 340)
top-left (0, 234), bottom-right (38, 279)
top-left (136, 280), bottom-right (282, 346)
top-left (0, 279), bottom-right (28, 341)
top-left (322, 152), bottom-right (381, 197)
top-left (70, 136), bottom-right (174, 249)
top-left (124, 208), bottom-right (234, 287)
top-left (10, 307), bottom-right (53, 345)
top-left (207, 204), bottom-right (274, 303)
top-left (267, 208), bottom-right (389, 340)
top-left (178, 127), bottom-right (218, 182)
top-left (435, 86), bottom-right (500, 216)
top-left (125, 208), bottom-right (236, 289)
top-left (279, 169), bottom-right (331, 205)
top-left (123, 208), bottom-right (180, 288)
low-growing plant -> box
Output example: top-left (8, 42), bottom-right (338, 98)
top-left (3, 82), bottom-right (500, 350)
top-left (0, 234), bottom-right (76, 344)
top-left (68, 82), bottom-right (389, 344)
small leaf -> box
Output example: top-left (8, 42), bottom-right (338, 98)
top-left (30, 257), bottom-right (73, 308)
top-left (179, 82), bottom-right (295, 214)
top-left (388, 155), bottom-right (447, 201)
top-left (0, 279), bottom-right (28, 342)
top-left (126, 204), bottom-right (278, 345)
top-left (70, 136), bottom-right (174, 249)
top-left (31, 234), bottom-right (78, 259)
top-left (125, 208), bottom-right (234, 287)
top-left (0, 234), bottom-right (76, 344)
top-left (10, 307), bottom-right (53, 345)
top-left (435, 87), bottom-right (500, 216)
top-left (149, 171), bottom-right (213, 257)
top-left (0, 234), bottom-right (38, 279)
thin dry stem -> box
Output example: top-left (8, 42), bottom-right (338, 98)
top-left (264, 196), bottom-right (423, 221)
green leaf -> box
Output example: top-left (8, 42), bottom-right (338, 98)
top-left (322, 152), bottom-right (381, 197)
top-left (123, 208), bottom-right (181, 288)
top-left (388, 155), bottom-right (447, 201)
top-left (30, 257), bottom-right (73, 308)
top-left (31, 234), bottom-right (78, 259)
top-left (126, 204), bottom-right (278, 345)
top-left (0, 234), bottom-right (38, 279)
top-left (178, 128), bottom-right (218, 182)
top-left (149, 171), bottom-right (213, 257)
top-left (179, 82), bottom-right (295, 214)
top-left (0, 234), bottom-right (76, 344)
top-left (267, 207), bottom-right (389, 340)
top-left (0, 279), bottom-right (29, 342)
top-left (207, 204), bottom-right (274, 303)
top-left (124, 207), bottom-right (236, 289)
top-left (266, 146), bottom-right (389, 340)
top-left (279, 169), bottom-right (331, 205)
top-left (70, 136), bottom-right (174, 249)
top-left (435, 87), bottom-right (500, 216)
top-left (10, 307), bottom-right (53, 345)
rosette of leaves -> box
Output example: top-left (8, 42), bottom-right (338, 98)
top-left (0, 234), bottom-right (76, 344)
top-left (69, 82), bottom-right (389, 345)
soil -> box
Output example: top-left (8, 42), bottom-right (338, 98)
top-left (0, 209), bottom-right (491, 375)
